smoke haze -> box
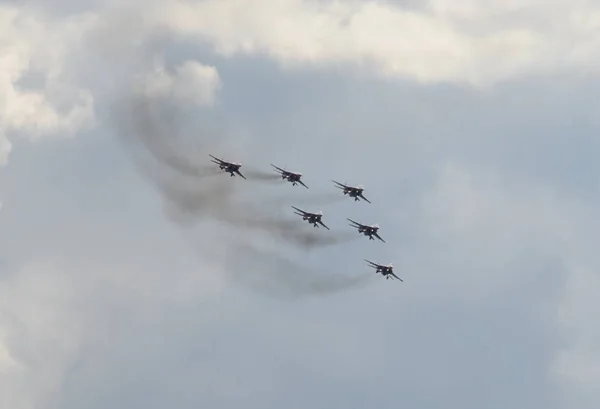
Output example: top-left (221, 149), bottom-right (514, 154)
top-left (111, 89), bottom-right (368, 296)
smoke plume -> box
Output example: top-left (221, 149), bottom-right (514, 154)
top-left (108, 89), bottom-right (370, 296)
top-left (114, 93), bottom-right (357, 249)
top-left (224, 244), bottom-right (375, 298)
top-left (100, 20), bottom-right (372, 295)
top-left (243, 169), bottom-right (281, 181)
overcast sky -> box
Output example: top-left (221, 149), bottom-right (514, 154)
top-left (1, 1), bottom-right (600, 408)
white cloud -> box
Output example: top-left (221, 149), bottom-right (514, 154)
top-left (415, 163), bottom-right (574, 296)
top-left (0, 5), bottom-right (96, 165)
top-left (138, 58), bottom-right (222, 106)
top-left (149, 0), bottom-right (600, 86)
top-left (416, 162), bottom-right (600, 405)
top-left (553, 264), bottom-right (600, 409)
top-left (0, 250), bottom-right (227, 409)
top-left (0, 261), bottom-right (83, 409)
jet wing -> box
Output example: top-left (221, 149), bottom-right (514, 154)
top-left (332, 180), bottom-right (350, 189)
top-left (210, 158), bottom-right (225, 166)
top-left (364, 259), bottom-right (382, 269)
top-left (209, 154), bottom-right (226, 164)
top-left (271, 164), bottom-right (288, 174)
top-left (317, 219), bottom-right (330, 230)
top-left (347, 218), bottom-right (367, 228)
top-left (291, 206), bottom-right (310, 216)
top-left (209, 154), bottom-right (234, 167)
top-left (297, 180), bottom-right (309, 189)
top-left (234, 169), bottom-right (247, 180)
top-left (389, 272), bottom-right (403, 282)
top-left (374, 232), bottom-right (386, 243)
top-left (359, 193), bottom-right (372, 204)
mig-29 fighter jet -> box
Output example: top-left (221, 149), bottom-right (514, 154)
top-left (271, 164), bottom-right (308, 188)
top-left (347, 219), bottom-right (385, 242)
top-left (291, 206), bottom-right (330, 230)
top-left (365, 259), bottom-right (402, 281)
top-left (332, 181), bottom-right (371, 203)
top-left (209, 154), bottom-right (246, 179)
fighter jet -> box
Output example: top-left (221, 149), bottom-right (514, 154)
top-left (291, 206), bottom-right (330, 230)
top-left (271, 164), bottom-right (308, 188)
top-left (209, 154), bottom-right (246, 179)
top-left (365, 259), bottom-right (402, 281)
top-left (348, 219), bottom-right (385, 242)
top-left (332, 180), bottom-right (371, 203)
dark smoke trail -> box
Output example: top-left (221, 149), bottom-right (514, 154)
top-left (243, 169), bottom-right (281, 181)
top-left (225, 244), bottom-right (375, 298)
top-left (156, 180), bottom-right (358, 249)
top-left (114, 95), bottom-right (223, 180)
top-left (219, 210), bottom-right (359, 249)
top-left (107, 58), bottom-right (368, 296)
top-left (112, 93), bottom-right (355, 252)
top-left (268, 191), bottom-right (345, 207)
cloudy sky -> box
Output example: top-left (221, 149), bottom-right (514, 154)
top-left (1, 0), bottom-right (600, 408)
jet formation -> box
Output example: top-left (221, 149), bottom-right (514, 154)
top-left (209, 154), bottom-right (401, 282)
